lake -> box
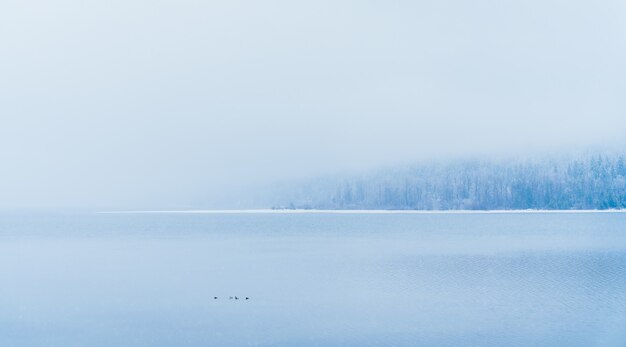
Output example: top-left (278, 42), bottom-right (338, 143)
top-left (1, 211), bottom-right (626, 346)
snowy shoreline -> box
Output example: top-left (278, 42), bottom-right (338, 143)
top-left (98, 209), bottom-right (626, 214)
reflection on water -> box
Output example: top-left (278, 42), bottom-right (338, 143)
top-left (1, 212), bottom-right (626, 346)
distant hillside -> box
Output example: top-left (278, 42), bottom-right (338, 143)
top-left (276, 153), bottom-right (626, 210)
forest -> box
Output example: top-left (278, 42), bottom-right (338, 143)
top-left (277, 153), bottom-right (626, 210)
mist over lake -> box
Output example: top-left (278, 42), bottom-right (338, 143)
top-left (2, 0), bottom-right (626, 346)
top-left (2, 0), bottom-right (626, 209)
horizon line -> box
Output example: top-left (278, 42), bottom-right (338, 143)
top-left (97, 208), bottom-right (626, 214)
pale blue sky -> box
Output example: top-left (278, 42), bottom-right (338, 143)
top-left (1, 0), bottom-right (625, 208)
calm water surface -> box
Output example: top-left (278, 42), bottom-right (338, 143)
top-left (1, 212), bottom-right (626, 346)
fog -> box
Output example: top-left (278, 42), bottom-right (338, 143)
top-left (1, 0), bottom-right (625, 209)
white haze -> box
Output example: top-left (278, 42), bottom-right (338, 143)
top-left (1, 0), bottom-right (626, 209)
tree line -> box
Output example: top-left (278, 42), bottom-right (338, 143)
top-left (278, 153), bottom-right (626, 210)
